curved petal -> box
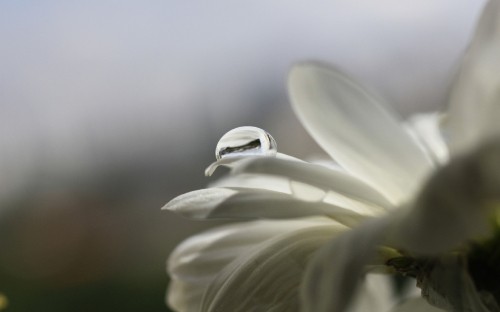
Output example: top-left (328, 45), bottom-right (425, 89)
top-left (346, 274), bottom-right (396, 312)
top-left (167, 217), bottom-right (334, 312)
top-left (405, 113), bottom-right (449, 165)
top-left (390, 298), bottom-right (445, 312)
top-left (209, 173), bottom-right (292, 194)
top-left (200, 224), bottom-right (346, 312)
top-left (164, 188), bottom-right (238, 215)
top-left (163, 188), bottom-right (369, 227)
top-left (445, 0), bottom-right (500, 155)
top-left (288, 63), bottom-right (433, 204)
top-left (205, 153), bottom-right (302, 176)
top-left (232, 157), bottom-right (393, 210)
top-left (392, 141), bottom-right (500, 255)
top-left (212, 169), bottom-right (388, 219)
top-left (301, 215), bottom-right (396, 312)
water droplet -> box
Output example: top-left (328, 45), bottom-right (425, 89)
top-left (216, 126), bottom-right (277, 160)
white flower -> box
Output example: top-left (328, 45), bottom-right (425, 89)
top-left (164, 0), bottom-right (500, 311)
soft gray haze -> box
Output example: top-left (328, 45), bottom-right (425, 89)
top-left (0, 1), bottom-right (487, 311)
top-left (0, 1), bottom-right (485, 198)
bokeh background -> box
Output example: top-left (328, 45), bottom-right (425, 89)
top-left (0, 1), bottom-right (486, 311)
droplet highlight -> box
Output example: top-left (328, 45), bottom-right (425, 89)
top-left (215, 126), bottom-right (277, 160)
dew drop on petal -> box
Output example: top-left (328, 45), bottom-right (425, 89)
top-left (215, 126), bottom-right (277, 160)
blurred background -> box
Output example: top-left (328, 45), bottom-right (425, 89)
top-left (0, 0), bottom-right (486, 311)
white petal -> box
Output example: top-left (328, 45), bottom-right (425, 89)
top-left (390, 298), bottom-right (445, 312)
top-left (164, 188), bottom-right (368, 226)
top-left (445, 0), bottom-right (500, 155)
top-left (169, 217), bottom-right (334, 279)
top-left (301, 215), bottom-right (395, 312)
top-left (233, 157), bottom-right (393, 210)
top-left (167, 280), bottom-right (206, 312)
top-left (205, 152), bottom-right (302, 176)
top-left (346, 274), bottom-right (396, 312)
top-left (405, 113), bottom-right (449, 165)
top-left (168, 217), bottom-right (334, 312)
top-left (201, 223), bottom-right (346, 312)
top-left (392, 141), bottom-right (500, 254)
top-left (323, 191), bottom-right (385, 217)
top-left (163, 188), bottom-right (238, 214)
top-left (209, 173), bottom-right (292, 194)
top-left (288, 63), bottom-right (433, 204)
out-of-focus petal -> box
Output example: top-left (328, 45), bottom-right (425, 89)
top-left (392, 141), bottom-right (500, 255)
top-left (288, 63), bottom-right (433, 204)
top-left (200, 223), bottom-right (346, 312)
top-left (323, 191), bottom-right (385, 217)
top-left (445, 0), bottom-right (500, 155)
top-left (168, 217), bottom-right (334, 312)
top-left (232, 157), bottom-right (393, 210)
top-left (405, 113), bottom-right (449, 165)
top-left (301, 215), bottom-right (396, 312)
top-left (346, 274), bottom-right (396, 312)
top-left (390, 298), bottom-right (445, 312)
top-left (163, 188), bottom-right (368, 226)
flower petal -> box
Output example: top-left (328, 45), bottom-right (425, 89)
top-left (445, 0), bottom-right (500, 155)
top-left (205, 153), bottom-right (302, 176)
top-left (345, 274), bottom-right (396, 312)
top-left (167, 217), bottom-right (334, 312)
top-left (392, 141), bottom-right (500, 254)
top-left (163, 188), bottom-right (238, 215)
top-left (232, 157), bottom-right (393, 210)
top-left (163, 188), bottom-right (368, 226)
top-left (301, 215), bottom-right (395, 312)
top-left (210, 173), bottom-right (292, 194)
top-left (390, 298), bottom-right (445, 312)
top-left (405, 113), bottom-right (449, 165)
top-left (200, 223), bottom-right (346, 312)
top-left (288, 63), bottom-right (433, 204)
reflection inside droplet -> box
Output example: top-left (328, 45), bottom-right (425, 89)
top-left (215, 126), bottom-right (277, 160)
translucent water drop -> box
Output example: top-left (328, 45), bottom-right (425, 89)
top-left (215, 126), bottom-right (277, 160)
